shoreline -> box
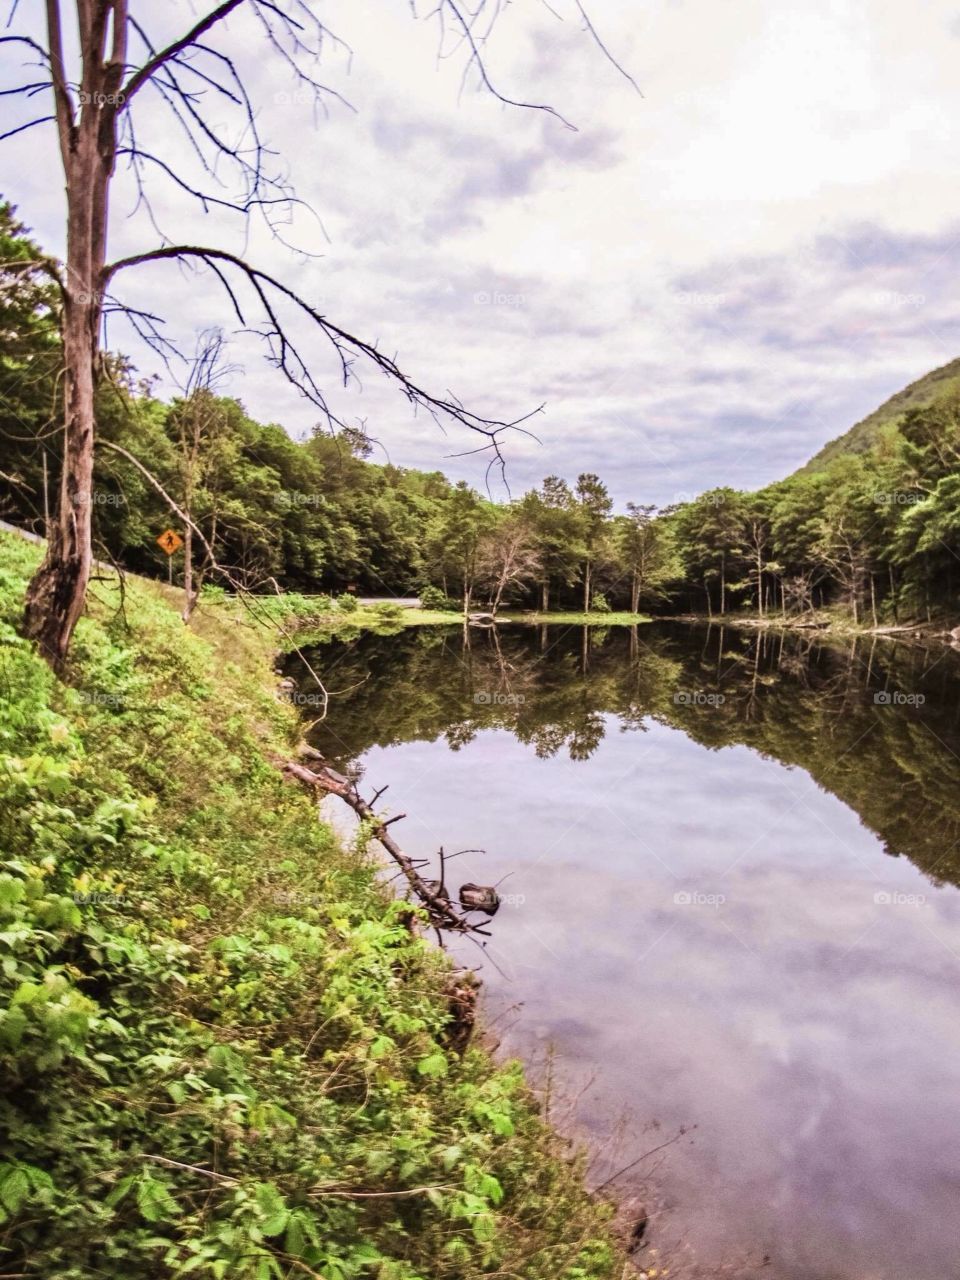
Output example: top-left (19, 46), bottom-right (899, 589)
top-left (655, 611), bottom-right (957, 645)
top-left (274, 604), bottom-right (652, 644)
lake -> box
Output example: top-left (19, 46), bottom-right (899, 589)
top-left (289, 621), bottom-right (960, 1279)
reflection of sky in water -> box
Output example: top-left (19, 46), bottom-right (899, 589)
top-left (351, 717), bottom-right (960, 1280)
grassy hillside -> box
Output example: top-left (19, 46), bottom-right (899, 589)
top-left (0, 532), bottom-right (620, 1280)
top-left (801, 354), bottom-right (960, 471)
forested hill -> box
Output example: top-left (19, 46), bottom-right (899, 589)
top-left (801, 355), bottom-right (960, 472)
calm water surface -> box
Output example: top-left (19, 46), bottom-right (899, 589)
top-left (290, 622), bottom-right (960, 1279)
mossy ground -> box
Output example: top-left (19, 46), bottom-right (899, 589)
top-left (506, 611), bottom-right (650, 627)
top-left (0, 532), bottom-right (622, 1280)
top-left (265, 601), bottom-right (652, 640)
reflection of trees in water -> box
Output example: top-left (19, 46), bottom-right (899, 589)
top-left (289, 623), bottom-right (960, 890)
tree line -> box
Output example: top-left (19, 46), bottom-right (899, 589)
top-left (3, 200), bottom-right (958, 623)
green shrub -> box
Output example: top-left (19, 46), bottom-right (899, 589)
top-left (336, 593), bottom-right (358, 613)
top-left (419, 585), bottom-right (458, 612)
top-left (591, 592), bottom-right (611, 613)
top-left (372, 601), bottom-right (404, 620)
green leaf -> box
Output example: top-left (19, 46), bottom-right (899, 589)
top-left (416, 1051), bottom-right (448, 1079)
top-left (0, 1166), bottom-right (30, 1215)
top-left (0, 1006), bottom-right (28, 1048)
top-left (136, 1172), bottom-right (181, 1224)
top-left (0, 876), bottom-right (25, 908)
top-left (471, 1211), bottom-right (496, 1243)
top-left (480, 1173), bottom-right (504, 1206)
top-left (254, 1182), bottom-right (289, 1237)
top-left (105, 1174), bottom-right (137, 1209)
top-left (284, 1208), bottom-right (321, 1257)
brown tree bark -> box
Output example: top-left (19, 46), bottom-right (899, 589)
top-left (22, 1), bottom-right (125, 668)
top-left (181, 523), bottom-right (194, 622)
top-left (756, 543), bottom-right (764, 617)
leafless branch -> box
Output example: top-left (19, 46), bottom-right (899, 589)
top-left (104, 244), bottom-right (541, 474)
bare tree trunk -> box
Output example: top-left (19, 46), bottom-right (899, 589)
top-left (181, 522), bottom-right (194, 622)
top-left (630, 571), bottom-right (640, 615)
top-left (869, 574), bottom-right (878, 629)
top-left (22, 1), bottom-right (124, 668)
top-left (756, 544), bottom-right (764, 617)
top-left (720, 550), bottom-right (726, 615)
top-left (42, 451), bottom-right (50, 538)
top-left (491, 572), bottom-right (506, 617)
top-left (583, 560), bottom-right (591, 613)
top-left (541, 580), bottom-right (549, 613)
top-left (23, 280), bottom-right (100, 667)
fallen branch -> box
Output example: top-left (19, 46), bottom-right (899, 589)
top-left (309, 1183), bottom-right (456, 1199)
top-left (594, 1126), bottom-right (695, 1194)
top-left (279, 753), bottom-right (494, 935)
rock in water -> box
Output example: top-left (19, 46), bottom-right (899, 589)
top-left (629, 1211), bottom-right (649, 1252)
top-left (458, 883), bottom-right (500, 915)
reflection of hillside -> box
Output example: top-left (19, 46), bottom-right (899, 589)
top-left (290, 623), bottom-right (960, 891)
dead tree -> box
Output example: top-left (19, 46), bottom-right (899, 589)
top-left (477, 512), bottom-right (541, 616)
top-left (2, 1), bottom-right (636, 669)
top-left (168, 331), bottom-right (234, 621)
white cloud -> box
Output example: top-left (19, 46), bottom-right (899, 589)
top-left (4, 0), bottom-right (960, 504)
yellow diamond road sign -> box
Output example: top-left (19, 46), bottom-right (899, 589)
top-left (156, 528), bottom-right (183, 556)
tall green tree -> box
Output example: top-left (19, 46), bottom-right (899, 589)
top-left (430, 482), bottom-right (492, 615)
top-left (574, 473), bottom-right (613, 613)
top-left (669, 489), bottom-right (746, 615)
top-left (521, 478), bottom-right (583, 612)
top-left (614, 503), bottom-right (672, 612)
top-left (0, 202), bottom-right (62, 532)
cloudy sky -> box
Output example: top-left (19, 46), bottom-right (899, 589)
top-left (5, 0), bottom-right (960, 505)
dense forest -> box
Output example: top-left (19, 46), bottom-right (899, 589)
top-left (3, 200), bottom-right (959, 623)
